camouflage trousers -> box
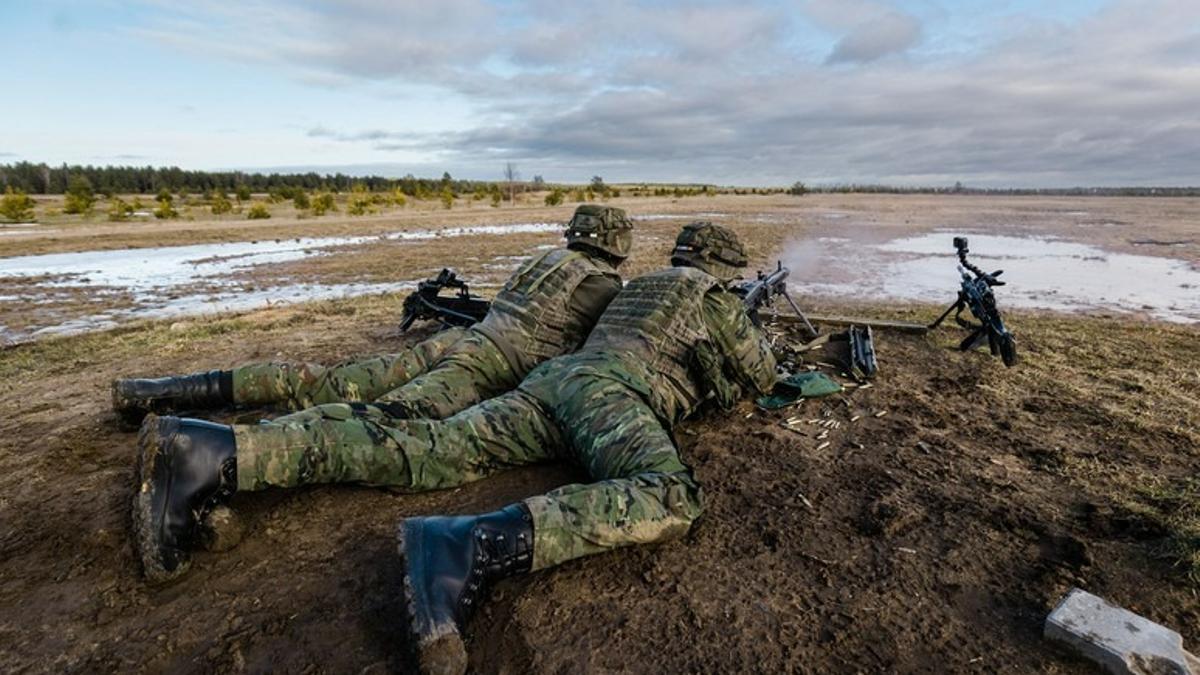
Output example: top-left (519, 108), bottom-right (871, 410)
top-left (233, 358), bottom-right (704, 570)
top-left (231, 327), bottom-right (520, 419)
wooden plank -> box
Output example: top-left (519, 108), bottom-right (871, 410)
top-left (766, 312), bottom-right (929, 335)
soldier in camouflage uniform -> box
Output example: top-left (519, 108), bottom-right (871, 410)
top-left (131, 223), bottom-right (776, 675)
top-left (111, 204), bottom-right (633, 426)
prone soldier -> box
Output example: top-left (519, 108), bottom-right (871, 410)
top-left (131, 222), bottom-right (777, 674)
top-left (111, 204), bottom-right (634, 423)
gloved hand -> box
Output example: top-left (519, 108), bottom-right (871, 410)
top-left (692, 340), bottom-right (741, 410)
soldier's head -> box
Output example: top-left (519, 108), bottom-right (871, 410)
top-left (564, 204), bottom-right (634, 264)
top-left (670, 221), bottom-right (748, 282)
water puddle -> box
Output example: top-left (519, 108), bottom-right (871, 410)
top-left (0, 221), bottom-right (562, 343)
top-left (633, 212), bottom-right (729, 221)
top-left (784, 232), bottom-right (1200, 324)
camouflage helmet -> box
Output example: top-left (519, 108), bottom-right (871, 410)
top-left (565, 204), bottom-right (634, 260)
top-left (670, 221), bottom-right (748, 282)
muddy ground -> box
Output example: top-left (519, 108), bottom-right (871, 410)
top-left (0, 288), bottom-right (1196, 673)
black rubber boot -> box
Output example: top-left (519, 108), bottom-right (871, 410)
top-left (112, 370), bottom-right (233, 428)
top-left (398, 503), bottom-right (534, 675)
top-left (132, 414), bottom-right (238, 584)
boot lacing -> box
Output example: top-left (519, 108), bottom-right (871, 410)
top-left (459, 527), bottom-right (532, 612)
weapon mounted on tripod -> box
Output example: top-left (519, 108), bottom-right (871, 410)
top-left (928, 236), bottom-right (1018, 367)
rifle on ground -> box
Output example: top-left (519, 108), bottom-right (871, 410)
top-left (735, 261), bottom-right (819, 338)
top-left (399, 268), bottom-right (491, 331)
top-left (928, 236), bottom-right (1017, 367)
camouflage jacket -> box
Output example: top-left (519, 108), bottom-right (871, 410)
top-left (473, 247), bottom-right (622, 377)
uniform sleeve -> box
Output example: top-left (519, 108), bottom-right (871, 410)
top-left (702, 289), bottom-right (778, 395)
top-left (567, 273), bottom-right (623, 332)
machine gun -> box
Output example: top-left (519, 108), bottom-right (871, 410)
top-left (399, 268), bottom-right (491, 331)
top-left (928, 236), bottom-right (1017, 367)
top-left (735, 261), bottom-right (819, 338)
top-left (737, 261), bottom-right (878, 380)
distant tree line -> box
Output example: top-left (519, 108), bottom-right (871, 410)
top-left (2, 162), bottom-right (1195, 198)
top-left (0, 162), bottom-right (507, 197)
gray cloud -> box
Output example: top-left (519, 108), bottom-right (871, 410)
top-left (825, 13), bottom-right (921, 64)
top-left (136, 0), bottom-right (1200, 186)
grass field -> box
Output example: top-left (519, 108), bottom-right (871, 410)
top-left (0, 193), bottom-right (1197, 672)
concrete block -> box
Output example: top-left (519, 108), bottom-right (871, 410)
top-left (1045, 588), bottom-right (1199, 675)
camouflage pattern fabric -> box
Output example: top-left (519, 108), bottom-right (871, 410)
top-left (233, 356), bottom-right (702, 571)
top-left (231, 271), bottom-right (775, 572)
top-left (374, 329), bottom-right (519, 419)
top-left (565, 204), bottom-right (635, 260)
top-left (669, 221), bottom-right (748, 283)
top-left (230, 327), bottom-right (468, 410)
top-left (229, 243), bottom-right (619, 420)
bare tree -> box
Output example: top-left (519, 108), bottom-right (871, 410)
top-left (503, 162), bottom-right (519, 205)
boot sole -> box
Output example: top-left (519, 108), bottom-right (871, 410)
top-left (131, 414), bottom-right (192, 584)
top-left (397, 520), bottom-right (468, 675)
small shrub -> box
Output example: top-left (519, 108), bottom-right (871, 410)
top-left (246, 202), bottom-right (271, 219)
top-left (235, 185), bottom-right (251, 202)
top-left (490, 191), bottom-right (502, 208)
top-left (1, 186), bottom-right (36, 222)
top-left (440, 187), bottom-right (454, 210)
top-left (1, 187), bottom-right (36, 221)
top-left (107, 197), bottom-right (134, 221)
top-left (544, 189), bottom-right (565, 206)
top-left (312, 192), bottom-right (336, 216)
top-left (154, 198), bottom-right (178, 219)
top-left (347, 196), bottom-right (373, 216)
top-left (211, 192), bottom-right (233, 215)
top-left (63, 176), bottom-right (96, 215)
top-left (293, 191), bottom-right (311, 210)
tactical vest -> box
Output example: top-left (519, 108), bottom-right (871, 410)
top-left (584, 267), bottom-right (721, 422)
top-left (474, 248), bottom-right (618, 376)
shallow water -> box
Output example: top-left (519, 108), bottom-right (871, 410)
top-left (632, 212), bottom-right (729, 221)
top-left (0, 221), bottom-right (561, 343)
top-left (784, 232), bottom-right (1200, 323)
top-left (26, 281), bottom-right (418, 339)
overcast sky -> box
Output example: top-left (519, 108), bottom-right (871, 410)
top-left (2, 0), bottom-right (1198, 186)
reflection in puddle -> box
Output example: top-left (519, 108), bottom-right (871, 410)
top-left (633, 212), bottom-right (729, 221)
top-left (785, 233), bottom-right (1200, 324)
top-left (0, 221), bottom-right (561, 343)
